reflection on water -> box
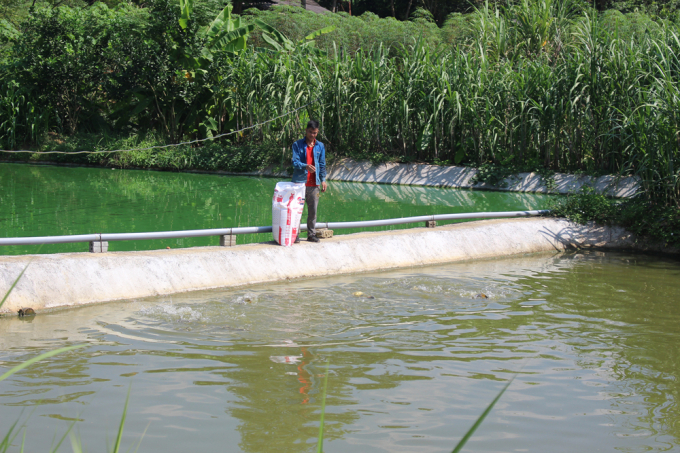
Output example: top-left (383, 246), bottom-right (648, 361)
top-left (1, 251), bottom-right (680, 452)
top-left (0, 163), bottom-right (553, 255)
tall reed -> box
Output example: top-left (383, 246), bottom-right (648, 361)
top-left (205, 2), bottom-right (679, 205)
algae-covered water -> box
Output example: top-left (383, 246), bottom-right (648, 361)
top-left (1, 251), bottom-right (679, 452)
top-left (0, 163), bottom-right (553, 255)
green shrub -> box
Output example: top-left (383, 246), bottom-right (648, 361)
top-left (618, 199), bottom-right (680, 246)
top-left (548, 187), bottom-right (620, 225)
top-left (6, 3), bottom-right (160, 135)
top-left (549, 187), bottom-right (680, 246)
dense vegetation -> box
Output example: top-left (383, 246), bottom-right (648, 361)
top-left (548, 187), bottom-right (680, 247)
top-left (0, 0), bottom-right (679, 215)
top-left (319, 0), bottom-right (680, 24)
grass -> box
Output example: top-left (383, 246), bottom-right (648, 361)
top-left (451, 375), bottom-right (516, 453)
top-left (0, 342), bottom-right (138, 453)
top-left (0, 262), bottom-right (29, 311)
top-left (0, 244), bottom-right (44, 315)
top-left (0, 267), bottom-right (142, 453)
top-left (0, 345), bottom-right (87, 383)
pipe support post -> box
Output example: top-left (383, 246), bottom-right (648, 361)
top-left (219, 235), bottom-right (236, 247)
top-left (89, 241), bottom-right (108, 253)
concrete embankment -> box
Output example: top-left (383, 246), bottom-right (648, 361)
top-left (0, 218), bottom-right (638, 313)
top-left (210, 158), bottom-right (639, 196)
top-left (326, 159), bottom-right (639, 197)
top-left (218, 158), bottom-right (638, 197)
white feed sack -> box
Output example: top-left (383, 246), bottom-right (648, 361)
top-left (272, 182), bottom-right (305, 246)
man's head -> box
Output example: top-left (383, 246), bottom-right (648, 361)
top-left (305, 120), bottom-right (319, 143)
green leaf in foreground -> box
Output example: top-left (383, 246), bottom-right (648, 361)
top-left (317, 360), bottom-right (330, 453)
top-left (0, 344), bottom-right (87, 383)
top-left (49, 420), bottom-right (76, 453)
top-left (112, 385), bottom-right (131, 453)
top-left (0, 419), bottom-right (20, 452)
top-left (451, 375), bottom-right (516, 453)
top-left (0, 263), bottom-right (30, 311)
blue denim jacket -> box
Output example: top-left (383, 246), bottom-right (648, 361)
top-left (291, 138), bottom-right (326, 185)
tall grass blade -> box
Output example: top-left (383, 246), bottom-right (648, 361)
top-left (0, 420), bottom-right (20, 452)
top-left (50, 421), bottom-right (76, 453)
top-left (316, 360), bottom-right (330, 453)
top-left (1, 246), bottom-right (42, 313)
top-left (69, 432), bottom-right (84, 453)
top-left (0, 263), bottom-right (30, 311)
top-left (132, 422), bottom-right (151, 453)
top-left (451, 375), bottom-right (516, 453)
top-left (112, 385), bottom-right (131, 453)
top-left (0, 344), bottom-right (87, 382)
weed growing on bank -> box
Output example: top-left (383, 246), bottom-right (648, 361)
top-left (548, 187), bottom-right (680, 247)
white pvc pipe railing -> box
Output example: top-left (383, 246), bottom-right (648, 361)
top-left (0, 210), bottom-right (549, 246)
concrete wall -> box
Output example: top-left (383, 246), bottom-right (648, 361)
top-left (213, 158), bottom-right (639, 197)
top-left (0, 218), bottom-right (638, 314)
top-left (326, 159), bottom-right (639, 197)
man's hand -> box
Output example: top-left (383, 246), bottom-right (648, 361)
top-left (306, 164), bottom-right (316, 173)
top-left (321, 181), bottom-right (327, 192)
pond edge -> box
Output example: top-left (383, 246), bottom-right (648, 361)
top-left (0, 217), bottom-right (666, 314)
top-left (0, 158), bottom-right (639, 197)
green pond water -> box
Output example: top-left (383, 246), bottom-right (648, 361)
top-left (1, 251), bottom-right (679, 452)
top-left (0, 163), bottom-right (553, 255)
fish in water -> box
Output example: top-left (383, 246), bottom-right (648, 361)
top-left (18, 308), bottom-right (35, 317)
top-left (476, 293), bottom-right (488, 299)
top-left (353, 291), bottom-right (364, 297)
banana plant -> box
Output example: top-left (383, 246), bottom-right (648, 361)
top-left (178, 0), bottom-right (254, 69)
top-left (176, 0), bottom-right (254, 136)
top-left (114, 0), bottom-right (254, 142)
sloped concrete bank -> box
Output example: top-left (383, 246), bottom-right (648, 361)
top-left (209, 158), bottom-right (639, 197)
top-left (0, 218), bottom-right (641, 314)
top-left (326, 159), bottom-right (639, 197)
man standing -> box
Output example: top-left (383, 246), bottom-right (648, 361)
top-left (291, 120), bottom-right (327, 243)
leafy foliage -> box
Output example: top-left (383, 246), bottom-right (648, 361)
top-left (8, 3), bottom-right (157, 135)
top-left (549, 187), bottom-right (680, 246)
top-left (0, 1), bottom-right (679, 208)
top-left (245, 5), bottom-right (442, 55)
top-left (548, 186), bottom-right (620, 225)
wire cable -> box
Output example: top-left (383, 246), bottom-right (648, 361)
top-left (0, 99), bottom-right (319, 155)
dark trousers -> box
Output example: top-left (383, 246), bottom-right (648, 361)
top-left (305, 185), bottom-right (319, 237)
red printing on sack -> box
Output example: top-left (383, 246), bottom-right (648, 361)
top-left (286, 193), bottom-right (294, 226)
